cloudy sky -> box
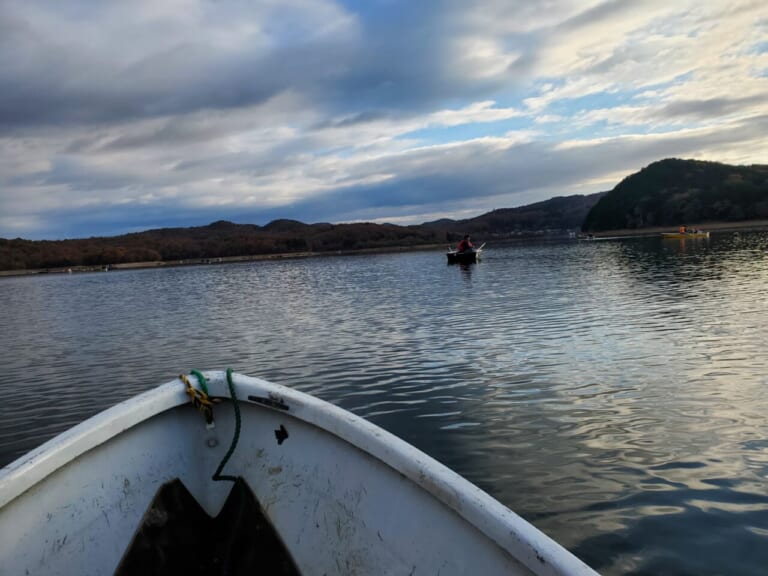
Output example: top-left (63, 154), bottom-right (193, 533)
top-left (1, 0), bottom-right (766, 239)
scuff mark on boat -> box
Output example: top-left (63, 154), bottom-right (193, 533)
top-left (54, 535), bottom-right (67, 552)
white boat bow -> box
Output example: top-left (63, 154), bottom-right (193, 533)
top-left (0, 371), bottom-right (598, 575)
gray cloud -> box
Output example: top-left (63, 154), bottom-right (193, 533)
top-left (557, 0), bottom-right (636, 33)
top-left (0, 1), bottom-right (519, 131)
top-left (659, 96), bottom-right (768, 121)
top-left (0, 2), bottom-right (354, 128)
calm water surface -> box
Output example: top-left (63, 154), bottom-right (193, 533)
top-left (2, 232), bottom-right (768, 575)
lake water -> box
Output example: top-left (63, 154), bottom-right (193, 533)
top-left (2, 231), bottom-right (768, 575)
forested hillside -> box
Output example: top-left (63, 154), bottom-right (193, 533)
top-left (0, 194), bottom-right (604, 271)
top-left (0, 221), bottom-right (442, 271)
top-left (582, 159), bottom-right (768, 232)
top-left (436, 193), bottom-right (604, 237)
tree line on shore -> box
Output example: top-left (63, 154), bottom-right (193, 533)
top-left (2, 158), bottom-right (767, 271)
top-left (0, 221), bottom-right (444, 271)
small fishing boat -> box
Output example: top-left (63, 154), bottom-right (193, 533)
top-left (661, 231), bottom-right (710, 239)
top-left (447, 242), bottom-right (485, 264)
top-left (0, 370), bottom-right (597, 576)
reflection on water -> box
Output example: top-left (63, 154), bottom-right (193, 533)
top-left (2, 231), bottom-right (768, 575)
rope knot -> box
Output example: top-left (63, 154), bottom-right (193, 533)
top-left (179, 373), bottom-right (215, 425)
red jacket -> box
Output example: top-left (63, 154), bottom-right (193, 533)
top-left (457, 239), bottom-right (473, 252)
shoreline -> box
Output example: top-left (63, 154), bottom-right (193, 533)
top-left (3, 219), bottom-right (768, 278)
top-left (589, 219), bottom-right (768, 238)
top-left (0, 243), bottom-right (449, 278)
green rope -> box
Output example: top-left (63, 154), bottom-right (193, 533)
top-left (212, 368), bottom-right (241, 482)
top-left (190, 369), bottom-right (209, 395)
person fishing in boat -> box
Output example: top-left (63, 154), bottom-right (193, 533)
top-left (457, 234), bottom-right (474, 253)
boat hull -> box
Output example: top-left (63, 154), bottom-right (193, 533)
top-left (447, 250), bottom-right (481, 263)
top-left (0, 372), bottom-right (596, 576)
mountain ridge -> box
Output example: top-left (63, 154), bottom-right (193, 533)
top-left (3, 158), bottom-right (768, 271)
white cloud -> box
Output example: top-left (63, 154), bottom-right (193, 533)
top-left (452, 36), bottom-right (521, 80)
top-left (426, 101), bottom-right (524, 127)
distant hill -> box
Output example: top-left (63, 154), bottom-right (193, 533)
top-left (0, 193), bottom-right (606, 271)
top-left (0, 221), bottom-right (442, 271)
top-left (582, 158), bottom-right (768, 232)
top-left (426, 192), bottom-right (605, 240)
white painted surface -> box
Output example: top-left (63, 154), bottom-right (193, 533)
top-left (0, 371), bottom-right (599, 575)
